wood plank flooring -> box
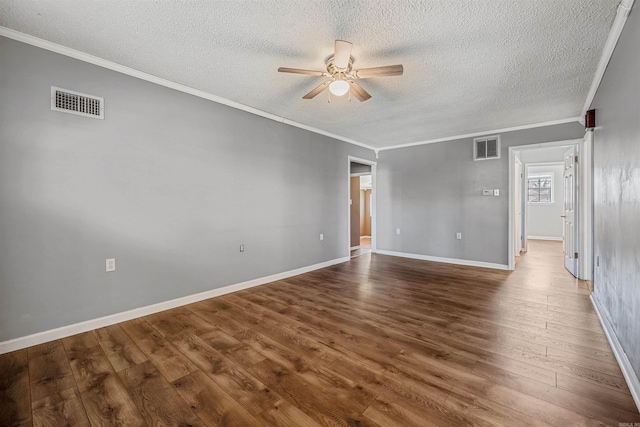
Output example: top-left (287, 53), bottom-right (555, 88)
top-left (1, 240), bottom-right (638, 426)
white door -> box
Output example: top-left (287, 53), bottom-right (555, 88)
top-left (563, 147), bottom-right (578, 277)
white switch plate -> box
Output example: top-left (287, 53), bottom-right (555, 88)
top-left (319, 233), bottom-right (324, 241)
top-left (456, 233), bottom-right (462, 240)
top-left (396, 228), bottom-right (401, 235)
top-left (106, 258), bottom-right (115, 272)
top-left (240, 244), bottom-right (244, 252)
top-left (493, 189), bottom-right (500, 196)
top-left (482, 189), bottom-right (492, 196)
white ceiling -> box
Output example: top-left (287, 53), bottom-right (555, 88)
top-left (0, 1), bottom-right (618, 149)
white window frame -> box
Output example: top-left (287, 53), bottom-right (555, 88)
top-left (527, 174), bottom-right (554, 204)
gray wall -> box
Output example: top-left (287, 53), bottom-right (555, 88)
top-left (0, 37), bottom-right (373, 342)
top-left (519, 146), bottom-right (567, 164)
top-left (590, 7), bottom-right (640, 376)
top-left (350, 162), bottom-right (371, 174)
top-left (376, 123), bottom-right (584, 265)
top-left (526, 164), bottom-right (564, 239)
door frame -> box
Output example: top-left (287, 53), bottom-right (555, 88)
top-left (508, 137), bottom-right (593, 276)
top-left (347, 156), bottom-right (377, 256)
top-left (514, 156), bottom-right (523, 257)
top-left (579, 131), bottom-right (594, 281)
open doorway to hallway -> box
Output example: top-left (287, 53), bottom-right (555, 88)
top-left (513, 144), bottom-right (574, 272)
top-left (349, 158), bottom-right (376, 258)
top-left (352, 175), bottom-right (372, 257)
top-left (509, 134), bottom-right (593, 283)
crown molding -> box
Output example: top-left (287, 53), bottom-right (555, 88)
top-left (377, 117), bottom-right (581, 151)
top-left (1, 27), bottom-right (589, 153)
top-left (581, 0), bottom-right (635, 117)
top-left (0, 27), bottom-right (376, 152)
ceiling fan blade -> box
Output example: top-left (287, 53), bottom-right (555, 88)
top-left (348, 81), bottom-right (372, 102)
top-left (302, 81), bottom-right (331, 99)
top-left (278, 67), bottom-right (325, 76)
top-left (354, 64), bottom-right (404, 79)
top-left (334, 40), bottom-right (353, 69)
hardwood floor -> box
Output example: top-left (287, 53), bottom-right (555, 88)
top-left (351, 237), bottom-right (372, 257)
top-left (1, 240), bottom-right (638, 426)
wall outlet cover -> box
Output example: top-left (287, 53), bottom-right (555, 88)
top-left (106, 258), bottom-right (115, 272)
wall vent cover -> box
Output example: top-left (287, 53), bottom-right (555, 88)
top-left (474, 136), bottom-right (500, 160)
top-left (51, 86), bottom-right (104, 119)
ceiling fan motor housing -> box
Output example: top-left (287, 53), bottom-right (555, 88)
top-left (326, 55), bottom-right (355, 77)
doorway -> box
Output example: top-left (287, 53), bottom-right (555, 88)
top-left (508, 135), bottom-right (593, 280)
top-left (348, 157), bottom-right (376, 258)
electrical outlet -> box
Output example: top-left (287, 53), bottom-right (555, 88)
top-left (493, 189), bottom-right (500, 196)
top-left (240, 244), bottom-right (244, 252)
top-left (482, 189), bottom-right (492, 196)
top-left (319, 234), bottom-right (324, 241)
top-left (106, 258), bottom-right (115, 272)
top-left (395, 228), bottom-right (401, 235)
top-left (456, 232), bottom-right (462, 240)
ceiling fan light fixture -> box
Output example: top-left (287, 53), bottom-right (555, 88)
top-left (329, 79), bottom-right (350, 96)
top-left (278, 40), bottom-right (402, 101)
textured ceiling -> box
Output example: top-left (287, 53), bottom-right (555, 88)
top-left (0, 1), bottom-right (618, 149)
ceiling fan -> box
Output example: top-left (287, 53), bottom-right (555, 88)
top-left (278, 40), bottom-right (403, 102)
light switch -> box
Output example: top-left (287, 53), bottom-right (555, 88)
top-left (395, 228), bottom-right (401, 235)
top-left (493, 189), bottom-right (500, 196)
top-left (482, 190), bottom-right (492, 196)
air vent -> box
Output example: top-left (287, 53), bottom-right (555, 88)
top-left (474, 136), bottom-right (500, 160)
top-left (51, 86), bottom-right (104, 119)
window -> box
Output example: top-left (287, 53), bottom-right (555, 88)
top-left (528, 175), bottom-right (553, 203)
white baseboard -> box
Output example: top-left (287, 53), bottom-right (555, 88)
top-left (528, 235), bottom-right (563, 241)
top-left (360, 235), bottom-right (372, 238)
top-left (590, 295), bottom-right (640, 412)
top-left (375, 250), bottom-right (510, 270)
top-left (0, 256), bottom-right (349, 355)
